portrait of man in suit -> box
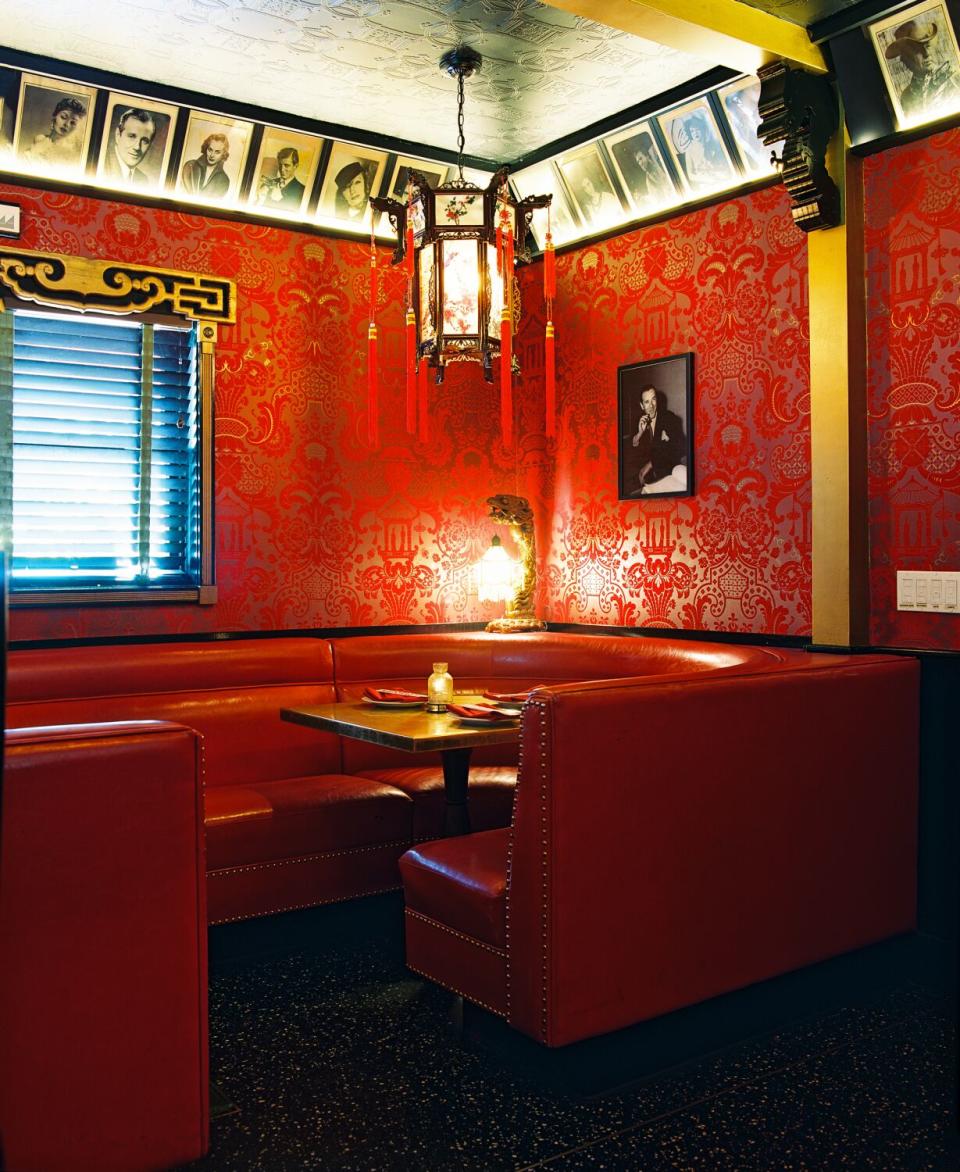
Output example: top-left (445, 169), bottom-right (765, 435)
top-left (96, 95), bottom-right (177, 193)
top-left (618, 354), bottom-right (693, 498)
top-left (103, 108), bottom-right (157, 187)
top-left (256, 147), bottom-right (305, 209)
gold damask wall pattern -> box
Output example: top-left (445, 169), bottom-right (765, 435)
top-left (864, 125), bottom-right (960, 652)
top-left (516, 184), bottom-right (813, 633)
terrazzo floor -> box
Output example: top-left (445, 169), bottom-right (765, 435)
top-left (182, 897), bottom-right (959, 1171)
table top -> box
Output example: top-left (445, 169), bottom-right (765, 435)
top-left (280, 695), bottom-right (522, 753)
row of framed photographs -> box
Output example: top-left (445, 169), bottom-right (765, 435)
top-left (512, 76), bottom-right (775, 249)
top-left (0, 65), bottom-right (770, 248)
top-left (0, 69), bottom-right (492, 235)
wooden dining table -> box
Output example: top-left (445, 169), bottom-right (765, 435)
top-left (280, 696), bottom-right (521, 836)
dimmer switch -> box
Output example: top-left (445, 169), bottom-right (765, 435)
top-left (897, 570), bottom-right (960, 612)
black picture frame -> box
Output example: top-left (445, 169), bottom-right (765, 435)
top-left (617, 352), bottom-right (694, 499)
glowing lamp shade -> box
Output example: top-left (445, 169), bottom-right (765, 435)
top-left (476, 535), bottom-right (518, 603)
top-left (366, 45), bottom-right (551, 448)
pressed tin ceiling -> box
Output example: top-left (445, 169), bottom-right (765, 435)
top-left (0, 0), bottom-right (716, 161)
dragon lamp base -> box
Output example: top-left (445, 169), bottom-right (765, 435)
top-left (485, 616), bottom-right (547, 634)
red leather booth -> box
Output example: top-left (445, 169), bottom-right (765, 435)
top-left (0, 721), bottom-right (208, 1171)
top-left (400, 655), bottom-right (920, 1047)
top-left (4, 632), bottom-right (884, 927)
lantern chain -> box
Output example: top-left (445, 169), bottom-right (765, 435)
top-left (456, 69), bottom-right (466, 183)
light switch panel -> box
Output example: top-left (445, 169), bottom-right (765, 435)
top-left (897, 570), bottom-right (960, 612)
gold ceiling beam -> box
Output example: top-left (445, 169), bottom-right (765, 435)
top-left (540, 0), bottom-right (826, 74)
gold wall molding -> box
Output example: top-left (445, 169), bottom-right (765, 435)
top-left (540, 0), bottom-right (827, 75)
top-left (0, 246), bottom-right (235, 323)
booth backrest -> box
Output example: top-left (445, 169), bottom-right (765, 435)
top-left (5, 638), bottom-right (343, 787)
top-left (0, 720), bottom-right (208, 1170)
top-left (329, 631), bottom-right (799, 770)
top-left (505, 654), bottom-right (920, 1047)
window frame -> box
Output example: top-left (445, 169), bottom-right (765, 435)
top-left (0, 244), bottom-right (233, 607)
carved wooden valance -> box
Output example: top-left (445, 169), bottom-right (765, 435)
top-left (757, 61), bottom-right (841, 233)
top-left (0, 246), bottom-right (235, 322)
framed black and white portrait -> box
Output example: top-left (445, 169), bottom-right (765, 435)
top-left (377, 155), bottom-right (448, 236)
top-left (605, 121), bottom-right (678, 216)
top-left (659, 97), bottom-right (736, 196)
top-left (718, 77), bottom-right (775, 176)
top-left (510, 161), bottom-right (578, 248)
top-left (96, 93), bottom-right (179, 194)
top-left (175, 110), bottom-right (254, 204)
top-left (870, 1), bottom-right (960, 128)
top-left (316, 142), bottom-right (387, 232)
top-left (557, 143), bottom-right (624, 232)
top-left (618, 353), bottom-right (694, 500)
top-left (13, 73), bottom-right (97, 181)
top-left (249, 127), bottom-right (323, 218)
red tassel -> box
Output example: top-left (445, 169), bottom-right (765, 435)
top-left (495, 224), bottom-right (503, 274)
top-left (405, 308), bottom-right (417, 434)
top-left (544, 234), bottom-right (556, 300)
top-left (405, 223), bottom-right (415, 276)
top-left (367, 324), bottom-right (379, 448)
top-left (545, 320), bottom-right (556, 438)
top-left (505, 228), bottom-right (514, 284)
top-left (417, 356), bottom-right (429, 444)
top-left (500, 307), bottom-right (512, 447)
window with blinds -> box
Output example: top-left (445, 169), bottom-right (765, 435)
top-left (0, 307), bottom-right (204, 596)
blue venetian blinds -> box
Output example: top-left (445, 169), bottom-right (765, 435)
top-left (4, 308), bottom-right (199, 589)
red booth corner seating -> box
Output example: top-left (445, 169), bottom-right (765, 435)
top-left (5, 633), bottom-right (917, 940)
top-left (399, 653), bottom-right (919, 1048)
top-left (0, 721), bottom-right (208, 1172)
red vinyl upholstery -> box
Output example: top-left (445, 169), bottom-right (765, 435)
top-left (5, 631), bottom-right (836, 925)
top-left (4, 638), bottom-right (415, 923)
top-left (399, 655), bottom-right (920, 1047)
top-left (332, 632), bottom-right (800, 841)
top-left (0, 721), bottom-right (208, 1171)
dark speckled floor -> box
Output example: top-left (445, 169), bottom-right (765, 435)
top-left (181, 896), bottom-right (959, 1171)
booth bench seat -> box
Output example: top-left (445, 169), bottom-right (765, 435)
top-left (399, 654), bottom-right (920, 1048)
top-left (5, 630), bottom-right (848, 925)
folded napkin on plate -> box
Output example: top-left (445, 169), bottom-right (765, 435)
top-left (362, 686), bottom-right (427, 702)
top-left (447, 703), bottom-right (519, 722)
top-left (482, 688), bottom-right (537, 702)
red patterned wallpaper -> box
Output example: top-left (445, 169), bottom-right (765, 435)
top-left (864, 128), bottom-right (960, 651)
top-left (3, 180), bottom-right (811, 640)
top-left (3, 183), bottom-right (522, 640)
top-left (517, 185), bottom-right (812, 633)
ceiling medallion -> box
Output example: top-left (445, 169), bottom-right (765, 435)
top-left (367, 45), bottom-right (555, 448)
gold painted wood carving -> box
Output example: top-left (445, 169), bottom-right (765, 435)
top-left (0, 246), bottom-right (235, 322)
top-left (485, 493), bottom-right (547, 634)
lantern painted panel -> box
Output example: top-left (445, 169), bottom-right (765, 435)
top-left (487, 242), bottom-right (503, 331)
top-left (418, 247), bottom-right (435, 343)
top-left (441, 239), bottom-right (479, 335)
top-left (435, 189), bottom-right (484, 228)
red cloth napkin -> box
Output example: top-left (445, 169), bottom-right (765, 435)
top-left (447, 703), bottom-right (519, 722)
top-left (362, 686), bottom-right (427, 702)
top-left (482, 688), bottom-right (536, 702)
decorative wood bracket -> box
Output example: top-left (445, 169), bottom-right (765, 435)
top-left (757, 61), bottom-right (840, 232)
top-left (0, 246), bottom-right (236, 322)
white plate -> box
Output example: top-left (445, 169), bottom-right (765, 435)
top-left (361, 697), bottom-right (425, 708)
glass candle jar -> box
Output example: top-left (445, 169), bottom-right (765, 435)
top-left (426, 662), bottom-right (454, 712)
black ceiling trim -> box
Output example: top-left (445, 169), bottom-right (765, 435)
top-left (0, 45), bottom-right (494, 172)
top-left (508, 66), bottom-right (739, 172)
top-left (809, 0), bottom-right (916, 45)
